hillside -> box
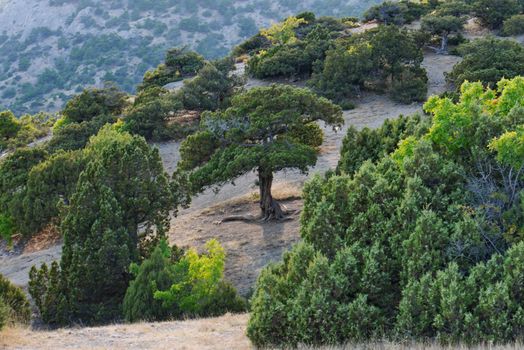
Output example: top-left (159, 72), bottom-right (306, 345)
top-left (3, 0), bottom-right (524, 348)
top-left (0, 0), bottom-right (381, 115)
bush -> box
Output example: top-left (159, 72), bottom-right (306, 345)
top-left (0, 147), bottom-right (48, 239)
top-left (249, 77), bottom-right (524, 347)
top-left (123, 89), bottom-right (183, 141)
top-left (447, 37), bottom-right (524, 89)
top-left (153, 239), bottom-right (246, 318)
top-left (502, 14), bottom-right (524, 36)
top-left (473, 0), bottom-right (520, 29)
top-left (62, 85), bottom-right (128, 123)
top-left (125, 239), bottom-right (246, 323)
top-left (139, 48), bottom-right (205, 91)
top-left (177, 58), bottom-right (243, 112)
top-left (248, 43), bottom-right (311, 78)
top-left (390, 67), bottom-right (428, 103)
top-left (123, 240), bottom-right (183, 322)
top-left (337, 114), bottom-right (429, 175)
top-left (310, 25), bottom-right (426, 104)
top-left (0, 274), bottom-right (31, 326)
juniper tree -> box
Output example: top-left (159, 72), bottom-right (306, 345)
top-left (178, 84), bottom-right (343, 220)
top-left (421, 14), bottom-right (465, 53)
top-left (29, 125), bottom-right (172, 325)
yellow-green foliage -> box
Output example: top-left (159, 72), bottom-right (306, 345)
top-left (154, 239), bottom-right (245, 316)
top-left (489, 127), bottom-right (524, 169)
top-left (249, 76), bottom-right (524, 347)
top-left (261, 17), bottom-right (307, 45)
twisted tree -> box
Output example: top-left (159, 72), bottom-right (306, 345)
top-left (178, 84), bottom-right (343, 220)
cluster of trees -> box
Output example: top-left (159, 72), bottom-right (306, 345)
top-left (241, 14), bottom-right (429, 106)
top-left (248, 76), bottom-right (524, 346)
top-left (245, 13), bottom-right (344, 79)
top-left (27, 125), bottom-right (245, 326)
top-left (126, 55), bottom-right (243, 141)
top-left (311, 25), bottom-right (428, 104)
top-left (447, 37), bottom-right (524, 89)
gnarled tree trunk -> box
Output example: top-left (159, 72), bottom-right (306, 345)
top-left (258, 168), bottom-right (284, 221)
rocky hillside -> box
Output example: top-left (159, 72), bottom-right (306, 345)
top-left (0, 0), bottom-right (381, 115)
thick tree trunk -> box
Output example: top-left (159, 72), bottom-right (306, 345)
top-left (258, 169), bottom-right (284, 221)
top-left (439, 33), bottom-right (449, 54)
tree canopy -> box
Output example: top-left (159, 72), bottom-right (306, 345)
top-left (29, 125), bottom-right (172, 325)
top-left (447, 37), bottom-right (524, 89)
top-left (248, 76), bottom-right (524, 346)
top-left (178, 84), bottom-right (343, 220)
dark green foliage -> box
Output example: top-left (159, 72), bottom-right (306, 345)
top-left (0, 111), bottom-right (21, 146)
top-left (421, 14), bottom-right (466, 53)
top-left (310, 25), bottom-right (427, 104)
top-left (21, 150), bottom-right (85, 235)
top-left (139, 48), bottom-right (205, 91)
top-left (62, 84), bottom-right (128, 123)
top-left (246, 16), bottom-right (343, 79)
top-left (397, 242), bottom-right (524, 343)
top-left (337, 114), bottom-right (429, 175)
top-left (0, 274), bottom-right (31, 326)
top-left (29, 126), bottom-right (172, 325)
top-left (123, 88), bottom-right (183, 141)
top-left (232, 34), bottom-right (271, 57)
top-left (0, 147), bottom-right (47, 238)
top-left (47, 115), bottom-right (114, 153)
top-left (502, 14), bottom-right (524, 36)
top-left (123, 240), bottom-right (181, 322)
top-left (390, 67), bottom-right (428, 103)
top-left (28, 262), bottom-right (62, 325)
top-left (447, 37), bottom-right (524, 89)
top-left (249, 77), bottom-right (524, 346)
top-left (0, 215), bottom-right (15, 242)
top-left (177, 58), bottom-right (244, 111)
top-left (178, 84), bottom-right (343, 220)
top-left (363, 1), bottom-right (406, 25)
top-left (363, 0), bottom-right (429, 25)
top-left (473, 0), bottom-right (520, 29)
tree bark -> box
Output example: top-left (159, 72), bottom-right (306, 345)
top-left (439, 33), bottom-right (449, 54)
top-left (258, 168), bottom-right (284, 221)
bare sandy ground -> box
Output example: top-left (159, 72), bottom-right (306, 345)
top-left (0, 313), bottom-right (251, 350)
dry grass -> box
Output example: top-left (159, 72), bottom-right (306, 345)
top-left (0, 313), bottom-right (251, 350)
top-left (3, 317), bottom-right (524, 350)
top-left (298, 344), bottom-right (524, 350)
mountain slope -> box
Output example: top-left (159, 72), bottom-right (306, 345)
top-left (0, 0), bottom-right (381, 115)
